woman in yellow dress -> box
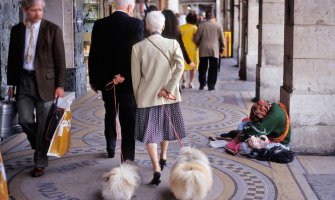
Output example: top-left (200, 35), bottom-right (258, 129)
top-left (179, 12), bottom-right (199, 89)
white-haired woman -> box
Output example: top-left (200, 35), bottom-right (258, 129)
top-left (131, 11), bottom-right (187, 186)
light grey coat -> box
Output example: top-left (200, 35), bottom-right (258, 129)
top-left (131, 35), bottom-right (184, 108)
top-left (194, 20), bottom-right (224, 58)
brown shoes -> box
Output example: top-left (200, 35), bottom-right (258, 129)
top-left (31, 167), bottom-right (45, 177)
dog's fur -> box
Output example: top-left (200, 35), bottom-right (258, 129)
top-left (102, 162), bottom-right (141, 200)
top-left (169, 147), bottom-right (213, 200)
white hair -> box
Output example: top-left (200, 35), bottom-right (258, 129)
top-left (21, 0), bottom-right (45, 8)
top-left (146, 11), bottom-right (165, 34)
top-left (116, 0), bottom-right (135, 8)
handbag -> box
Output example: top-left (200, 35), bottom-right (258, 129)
top-left (45, 98), bottom-right (65, 140)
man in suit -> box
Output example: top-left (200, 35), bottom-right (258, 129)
top-left (88, 0), bottom-right (144, 161)
top-left (7, 0), bottom-right (66, 177)
top-left (194, 11), bottom-right (224, 91)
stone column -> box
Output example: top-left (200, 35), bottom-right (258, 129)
top-left (72, 0), bottom-right (87, 98)
top-left (233, 0), bottom-right (239, 60)
top-left (256, 0), bottom-right (284, 102)
top-left (245, 0), bottom-right (258, 81)
top-left (238, 0), bottom-right (247, 80)
top-left (282, 0), bottom-right (335, 154)
top-left (44, 0), bottom-right (86, 98)
top-left (216, 0), bottom-right (223, 27)
top-left (158, 0), bottom-right (167, 10)
top-left (0, 0), bottom-right (19, 98)
top-left (167, 0), bottom-right (179, 13)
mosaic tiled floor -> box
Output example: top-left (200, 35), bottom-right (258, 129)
top-left (0, 59), bottom-right (325, 200)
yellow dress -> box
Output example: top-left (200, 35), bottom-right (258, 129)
top-left (180, 23), bottom-right (199, 71)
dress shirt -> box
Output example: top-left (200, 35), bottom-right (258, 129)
top-left (24, 20), bottom-right (41, 71)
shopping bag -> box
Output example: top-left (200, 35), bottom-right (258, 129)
top-left (47, 110), bottom-right (71, 157)
top-left (47, 97), bottom-right (73, 157)
top-left (45, 98), bottom-right (65, 140)
top-left (0, 152), bottom-right (9, 200)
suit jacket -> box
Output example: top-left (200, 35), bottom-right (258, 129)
top-left (194, 20), bottom-right (224, 58)
top-left (131, 35), bottom-right (184, 108)
top-left (88, 11), bottom-right (144, 93)
top-left (7, 19), bottom-right (66, 101)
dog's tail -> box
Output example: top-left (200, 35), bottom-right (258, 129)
top-left (170, 161), bottom-right (213, 200)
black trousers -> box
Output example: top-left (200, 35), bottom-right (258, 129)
top-left (101, 89), bottom-right (136, 161)
top-left (198, 57), bottom-right (219, 89)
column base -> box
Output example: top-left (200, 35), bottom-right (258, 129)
top-left (65, 65), bottom-right (87, 98)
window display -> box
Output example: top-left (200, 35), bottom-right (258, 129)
top-left (83, 0), bottom-right (101, 32)
top-left (83, 0), bottom-right (102, 64)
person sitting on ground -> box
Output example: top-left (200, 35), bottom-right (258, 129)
top-left (220, 100), bottom-right (291, 146)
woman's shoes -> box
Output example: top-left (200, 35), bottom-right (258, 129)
top-left (159, 159), bottom-right (167, 171)
top-left (150, 172), bottom-right (161, 186)
top-left (181, 80), bottom-right (186, 89)
top-left (182, 81), bottom-right (194, 89)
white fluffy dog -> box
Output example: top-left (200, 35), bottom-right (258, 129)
top-left (169, 147), bottom-right (213, 200)
top-left (102, 161), bottom-right (141, 200)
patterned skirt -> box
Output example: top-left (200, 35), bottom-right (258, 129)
top-left (135, 103), bottom-right (187, 143)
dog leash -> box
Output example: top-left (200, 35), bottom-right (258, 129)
top-left (105, 81), bottom-right (124, 162)
top-left (160, 93), bottom-right (184, 147)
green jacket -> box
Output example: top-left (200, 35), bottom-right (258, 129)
top-left (243, 103), bottom-right (291, 145)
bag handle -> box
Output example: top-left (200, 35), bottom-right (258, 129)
top-left (53, 97), bottom-right (59, 105)
top-left (45, 97), bottom-right (60, 141)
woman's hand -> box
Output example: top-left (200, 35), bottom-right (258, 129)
top-left (189, 62), bottom-right (196, 70)
top-left (158, 89), bottom-right (176, 100)
top-left (158, 89), bottom-right (169, 98)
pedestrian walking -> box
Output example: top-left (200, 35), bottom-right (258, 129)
top-left (88, 0), bottom-right (144, 161)
top-left (131, 11), bottom-right (187, 186)
top-left (7, 0), bottom-right (66, 177)
top-left (194, 11), bottom-right (224, 91)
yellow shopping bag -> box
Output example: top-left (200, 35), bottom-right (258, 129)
top-left (0, 152), bottom-right (9, 200)
top-left (47, 110), bottom-right (71, 157)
